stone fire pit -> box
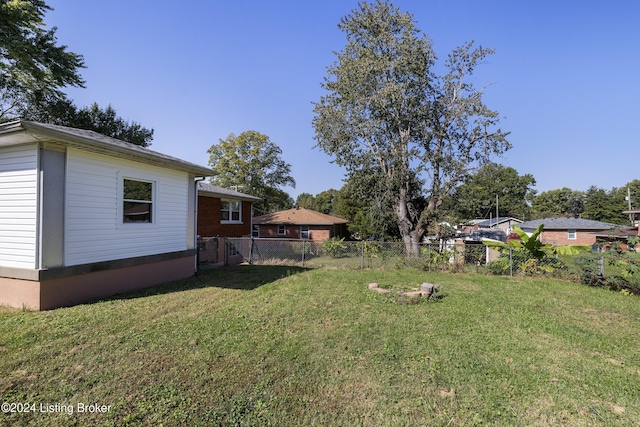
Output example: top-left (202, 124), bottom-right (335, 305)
top-left (368, 282), bottom-right (436, 298)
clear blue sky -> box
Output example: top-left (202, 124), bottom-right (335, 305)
top-left (48, 0), bottom-right (639, 200)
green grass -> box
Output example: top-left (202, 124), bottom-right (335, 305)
top-left (1, 266), bottom-right (639, 426)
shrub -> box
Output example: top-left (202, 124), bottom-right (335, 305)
top-left (323, 237), bottom-right (347, 258)
top-left (488, 257), bottom-right (511, 275)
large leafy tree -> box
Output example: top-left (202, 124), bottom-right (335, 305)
top-left (313, 1), bottom-right (510, 255)
top-left (21, 100), bottom-right (154, 146)
top-left (335, 175), bottom-right (399, 240)
top-left (1, 0), bottom-right (85, 121)
top-left (295, 189), bottom-right (339, 214)
top-left (207, 131), bottom-right (295, 215)
top-left (530, 187), bottom-right (585, 219)
top-left (314, 189), bottom-right (339, 214)
top-left (73, 103), bottom-right (153, 147)
top-left (582, 186), bottom-right (627, 224)
top-left (450, 162), bottom-right (536, 221)
top-left (295, 192), bottom-right (315, 209)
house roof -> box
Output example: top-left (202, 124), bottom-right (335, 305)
top-left (0, 120), bottom-right (216, 177)
top-left (474, 216), bottom-right (523, 227)
top-left (253, 207), bottom-right (348, 225)
top-left (197, 182), bottom-right (260, 201)
top-left (518, 217), bottom-right (618, 231)
top-left (590, 227), bottom-right (639, 238)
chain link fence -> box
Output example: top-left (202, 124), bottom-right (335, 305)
top-left (484, 246), bottom-right (640, 292)
top-left (216, 238), bottom-right (489, 271)
top-left (203, 237), bottom-right (640, 293)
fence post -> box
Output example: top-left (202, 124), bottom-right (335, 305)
top-left (598, 257), bottom-right (604, 277)
top-left (224, 238), bottom-right (228, 266)
top-left (509, 247), bottom-right (513, 276)
top-left (361, 241), bottom-right (364, 269)
top-left (302, 240), bottom-right (305, 267)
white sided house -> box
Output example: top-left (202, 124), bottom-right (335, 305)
top-left (0, 121), bottom-right (214, 310)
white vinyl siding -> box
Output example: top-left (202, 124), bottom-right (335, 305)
top-left (0, 145), bottom-right (38, 268)
top-left (64, 149), bottom-right (191, 266)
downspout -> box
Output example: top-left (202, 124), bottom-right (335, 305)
top-left (194, 177), bottom-right (205, 273)
top-left (35, 142), bottom-right (43, 270)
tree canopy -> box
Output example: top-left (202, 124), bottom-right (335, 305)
top-left (312, 1), bottom-right (509, 254)
top-left (0, 0), bottom-right (85, 121)
top-left (449, 162), bottom-right (536, 221)
top-left (531, 187), bottom-right (585, 219)
top-left (586, 181), bottom-right (640, 225)
top-left (295, 193), bottom-right (315, 210)
top-left (295, 189), bottom-right (340, 215)
top-left (528, 180), bottom-right (640, 225)
top-left (207, 131), bottom-right (295, 215)
top-left (21, 100), bottom-right (154, 146)
top-left (335, 173), bottom-right (399, 240)
top-left (1, 1), bottom-right (153, 145)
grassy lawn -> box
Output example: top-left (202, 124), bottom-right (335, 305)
top-left (1, 266), bottom-right (639, 426)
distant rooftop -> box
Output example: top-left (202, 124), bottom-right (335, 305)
top-left (474, 217), bottom-right (523, 227)
top-left (253, 207), bottom-right (348, 225)
top-left (518, 217), bottom-right (618, 230)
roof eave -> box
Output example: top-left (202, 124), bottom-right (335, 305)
top-left (6, 121), bottom-right (216, 177)
top-left (199, 191), bottom-right (261, 202)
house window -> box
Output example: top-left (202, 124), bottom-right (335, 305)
top-left (123, 179), bottom-right (153, 223)
top-left (301, 225), bottom-right (310, 239)
top-left (252, 224), bottom-right (259, 237)
top-left (278, 225), bottom-right (286, 235)
top-left (568, 229), bottom-right (577, 240)
top-left (221, 200), bottom-right (241, 223)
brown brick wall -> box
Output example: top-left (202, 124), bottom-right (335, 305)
top-left (309, 226), bottom-right (331, 241)
top-left (541, 229), bottom-right (598, 246)
top-left (197, 196), bottom-right (252, 237)
top-left (258, 224), bottom-right (300, 239)
top-left (257, 224), bottom-right (336, 241)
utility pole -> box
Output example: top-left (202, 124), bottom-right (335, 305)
top-left (627, 187), bottom-right (633, 225)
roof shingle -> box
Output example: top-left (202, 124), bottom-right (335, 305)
top-left (518, 217), bottom-right (618, 230)
top-left (253, 207), bottom-right (348, 225)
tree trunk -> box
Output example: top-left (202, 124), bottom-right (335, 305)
top-left (409, 229), bottom-right (422, 257)
top-left (401, 233), bottom-right (413, 257)
top-left (395, 193), bottom-right (424, 257)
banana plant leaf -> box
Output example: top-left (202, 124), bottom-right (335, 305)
top-left (483, 224), bottom-right (555, 260)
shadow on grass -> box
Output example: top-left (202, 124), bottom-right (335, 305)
top-left (103, 265), bottom-right (311, 303)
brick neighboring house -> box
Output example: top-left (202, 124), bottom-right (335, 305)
top-left (590, 208), bottom-right (640, 251)
top-left (253, 207), bottom-right (348, 241)
top-left (197, 182), bottom-right (260, 237)
top-left (590, 226), bottom-right (640, 251)
top-left (518, 217), bottom-right (618, 246)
